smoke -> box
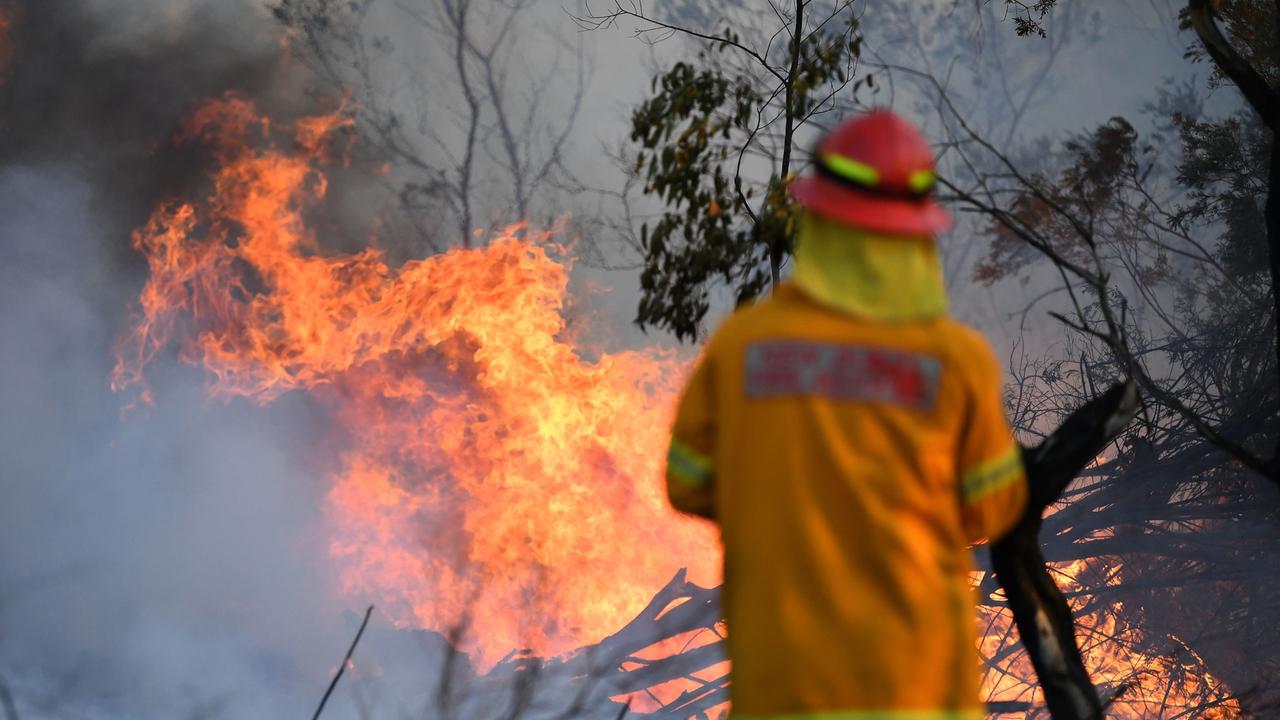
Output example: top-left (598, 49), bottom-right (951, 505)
top-left (0, 2), bottom-right (665, 717)
top-left (0, 0), bottom-right (286, 234)
top-left (0, 3), bottom-right (442, 718)
top-left (0, 1), bottom-right (674, 715)
top-left (0, 165), bottom-right (326, 717)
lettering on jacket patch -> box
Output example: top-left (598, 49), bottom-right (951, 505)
top-left (744, 340), bottom-right (941, 409)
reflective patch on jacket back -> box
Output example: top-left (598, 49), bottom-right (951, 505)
top-left (745, 340), bottom-right (942, 409)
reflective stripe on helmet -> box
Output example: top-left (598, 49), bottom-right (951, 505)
top-left (820, 152), bottom-right (937, 199)
top-left (908, 168), bottom-right (937, 194)
top-left (821, 152), bottom-right (880, 187)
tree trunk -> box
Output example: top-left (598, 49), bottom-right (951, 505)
top-left (1187, 0), bottom-right (1280, 480)
top-left (990, 381), bottom-right (1139, 719)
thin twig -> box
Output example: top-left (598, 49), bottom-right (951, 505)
top-left (312, 605), bottom-right (375, 720)
top-left (573, 2), bottom-right (785, 82)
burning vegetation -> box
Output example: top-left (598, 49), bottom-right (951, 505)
top-left (977, 558), bottom-right (1240, 716)
top-left (108, 94), bottom-right (1258, 717)
top-left (111, 95), bottom-right (721, 670)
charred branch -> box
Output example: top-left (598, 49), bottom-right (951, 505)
top-left (478, 570), bottom-right (725, 717)
top-left (991, 380), bottom-right (1140, 720)
top-left (312, 605), bottom-right (375, 720)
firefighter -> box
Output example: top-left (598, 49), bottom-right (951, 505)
top-left (665, 109), bottom-right (1027, 718)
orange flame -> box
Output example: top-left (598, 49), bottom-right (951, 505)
top-left (977, 558), bottom-right (1241, 717)
top-left (112, 94), bottom-right (721, 668)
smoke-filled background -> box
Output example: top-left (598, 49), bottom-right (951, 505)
top-left (1, 0), bottom-right (1277, 718)
top-left (0, 4), bottom-right (384, 718)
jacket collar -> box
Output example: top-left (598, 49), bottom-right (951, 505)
top-left (789, 210), bottom-right (948, 323)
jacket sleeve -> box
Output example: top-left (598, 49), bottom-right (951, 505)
top-left (665, 347), bottom-right (717, 521)
top-left (957, 339), bottom-right (1027, 543)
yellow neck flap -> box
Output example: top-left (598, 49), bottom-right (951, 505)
top-left (790, 210), bottom-right (948, 322)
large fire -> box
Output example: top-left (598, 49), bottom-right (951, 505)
top-left (111, 94), bottom-right (721, 668)
top-left (114, 95), bottom-right (1245, 716)
top-left (976, 496), bottom-right (1242, 717)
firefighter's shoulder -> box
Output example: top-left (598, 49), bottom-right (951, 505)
top-left (933, 318), bottom-right (1004, 384)
top-left (702, 285), bottom-right (790, 343)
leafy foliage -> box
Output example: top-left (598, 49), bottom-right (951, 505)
top-left (1172, 111), bottom-right (1271, 276)
top-left (1157, 1), bottom-right (1277, 283)
top-left (631, 60), bottom-right (766, 341)
top-left (957, 3), bottom-right (1280, 704)
top-left (974, 117), bottom-right (1162, 285)
top-left (966, 0), bottom-right (1280, 477)
top-left (1180, 0), bottom-right (1280, 87)
top-left (626, 6), bottom-right (864, 340)
top-left (1002, 0), bottom-right (1061, 37)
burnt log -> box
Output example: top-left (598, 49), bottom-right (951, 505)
top-left (478, 569), bottom-right (726, 717)
top-left (990, 381), bottom-right (1140, 720)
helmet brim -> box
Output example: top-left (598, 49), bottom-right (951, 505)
top-left (791, 174), bottom-right (953, 236)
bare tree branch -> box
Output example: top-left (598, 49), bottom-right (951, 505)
top-left (572, 1), bottom-right (786, 82)
top-left (312, 605), bottom-right (374, 720)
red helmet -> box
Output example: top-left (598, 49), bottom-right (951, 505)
top-left (790, 109), bottom-right (952, 236)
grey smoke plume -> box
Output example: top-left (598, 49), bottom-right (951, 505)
top-left (0, 2), bottom-right (438, 718)
top-left (0, 1), bottom-right (646, 716)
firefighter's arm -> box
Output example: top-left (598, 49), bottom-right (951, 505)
top-left (666, 351), bottom-right (717, 521)
top-left (957, 341), bottom-right (1027, 543)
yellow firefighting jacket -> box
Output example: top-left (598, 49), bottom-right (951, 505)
top-left (666, 214), bottom-right (1026, 718)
